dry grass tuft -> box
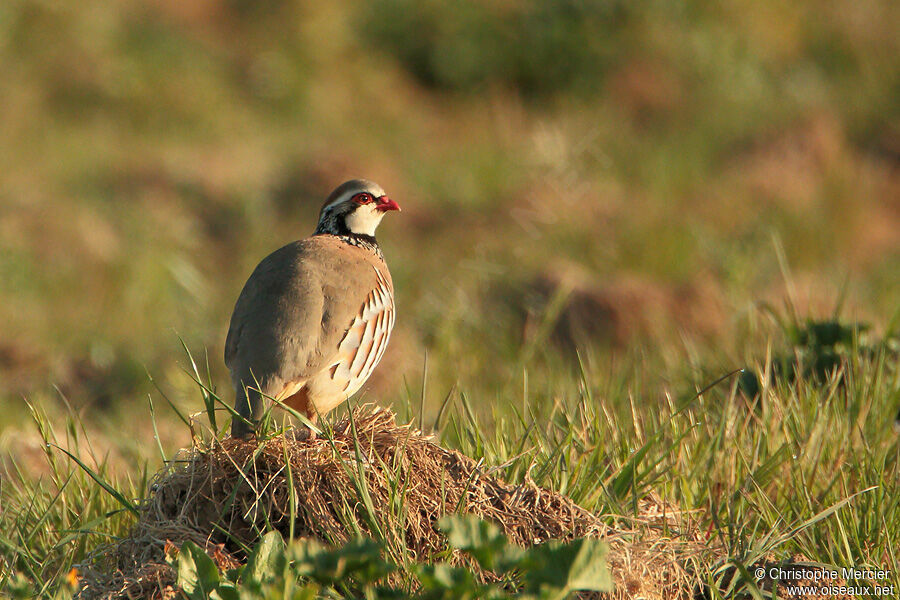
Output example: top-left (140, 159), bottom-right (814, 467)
top-left (78, 406), bottom-right (714, 599)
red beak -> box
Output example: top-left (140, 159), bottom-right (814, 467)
top-left (375, 196), bottom-right (401, 212)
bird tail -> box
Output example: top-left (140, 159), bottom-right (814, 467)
top-left (231, 382), bottom-right (262, 437)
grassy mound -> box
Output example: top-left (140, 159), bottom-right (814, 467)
top-left (77, 407), bottom-right (710, 599)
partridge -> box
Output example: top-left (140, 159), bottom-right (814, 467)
top-left (225, 179), bottom-right (400, 437)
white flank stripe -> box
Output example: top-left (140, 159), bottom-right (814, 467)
top-left (333, 267), bottom-right (395, 397)
top-left (350, 316), bottom-right (378, 377)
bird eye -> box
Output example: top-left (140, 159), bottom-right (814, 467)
top-left (354, 193), bottom-right (373, 204)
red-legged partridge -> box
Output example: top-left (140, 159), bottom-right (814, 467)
top-left (225, 179), bottom-right (400, 437)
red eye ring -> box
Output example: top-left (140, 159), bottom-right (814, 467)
top-left (353, 193), bottom-right (374, 204)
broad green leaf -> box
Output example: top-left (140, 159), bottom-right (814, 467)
top-left (209, 584), bottom-right (240, 600)
top-left (524, 538), bottom-right (612, 593)
top-left (437, 514), bottom-right (523, 572)
top-left (177, 541), bottom-right (221, 597)
top-left (414, 563), bottom-right (480, 599)
top-left (244, 531), bottom-right (287, 585)
top-left (287, 537), bottom-right (394, 585)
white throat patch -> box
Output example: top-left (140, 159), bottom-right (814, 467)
top-left (344, 204), bottom-right (386, 236)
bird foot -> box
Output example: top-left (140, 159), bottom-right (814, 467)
top-left (288, 427), bottom-right (316, 443)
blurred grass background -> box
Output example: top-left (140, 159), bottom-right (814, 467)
top-left (0, 0), bottom-right (898, 472)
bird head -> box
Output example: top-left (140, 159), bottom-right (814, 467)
top-left (315, 179), bottom-right (400, 238)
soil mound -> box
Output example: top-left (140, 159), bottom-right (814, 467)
top-left (78, 407), bottom-right (709, 599)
